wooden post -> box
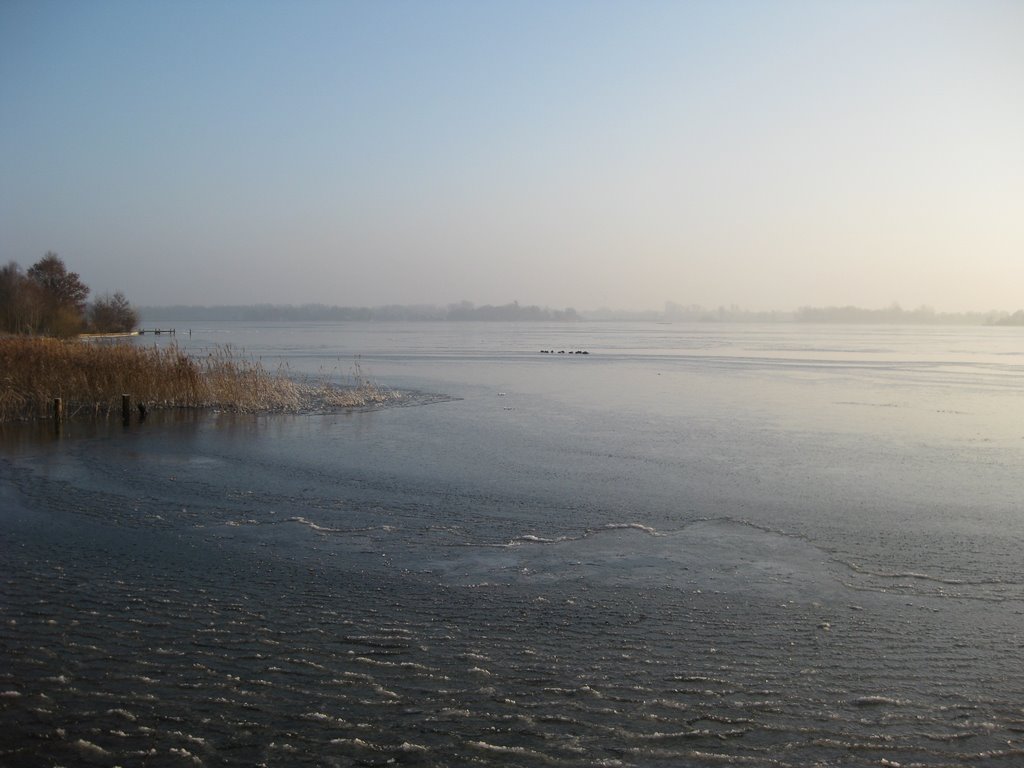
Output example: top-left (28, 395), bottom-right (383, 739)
top-left (122, 394), bottom-right (131, 423)
top-left (53, 398), bottom-right (63, 421)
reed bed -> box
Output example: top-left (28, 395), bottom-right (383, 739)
top-left (0, 337), bottom-right (398, 422)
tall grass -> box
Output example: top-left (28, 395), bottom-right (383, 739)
top-left (0, 337), bottom-right (397, 422)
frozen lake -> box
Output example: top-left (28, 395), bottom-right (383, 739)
top-left (3, 321), bottom-right (1024, 766)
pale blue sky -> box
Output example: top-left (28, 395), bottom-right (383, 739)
top-left (1, 0), bottom-right (1021, 310)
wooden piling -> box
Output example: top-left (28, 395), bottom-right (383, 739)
top-left (122, 394), bottom-right (131, 423)
top-left (53, 397), bottom-right (63, 421)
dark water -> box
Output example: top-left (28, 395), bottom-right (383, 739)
top-left (3, 322), bottom-right (1024, 766)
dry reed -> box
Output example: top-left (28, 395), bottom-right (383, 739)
top-left (0, 337), bottom-right (398, 422)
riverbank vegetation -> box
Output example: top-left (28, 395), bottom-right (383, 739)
top-left (1, 253), bottom-right (138, 337)
top-left (0, 337), bottom-right (397, 422)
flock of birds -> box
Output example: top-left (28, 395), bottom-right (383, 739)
top-left (539, 349), bottom-right (589, 355)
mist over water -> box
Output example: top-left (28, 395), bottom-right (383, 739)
top-left (3, 322), bottom-right (1024, 766)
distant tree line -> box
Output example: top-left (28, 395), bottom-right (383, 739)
top-left (135, 299), bottom-right (1022, 326)
top-left (139, 301), bottom-right (581, 323)
top-left (990, 310), bottom-right (1024, 326)
top-left (663, 302), bottom-right (794, 322)
top-left (0, 253), bottom-right (138, 337)
top-left (445, 301), bottom-right (579, 321)
top-left (794, 303), bottom-right (1006, 325)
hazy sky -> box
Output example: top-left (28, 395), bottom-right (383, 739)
top-left (1, 1), bottom-right (1022, 311)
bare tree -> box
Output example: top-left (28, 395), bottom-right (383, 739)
top-left (0, 261), bottom-right (30, 333)
top-left (26, 252), bottom-right (90, 336)
top-left (89, 291), bottom-right (139, 333)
